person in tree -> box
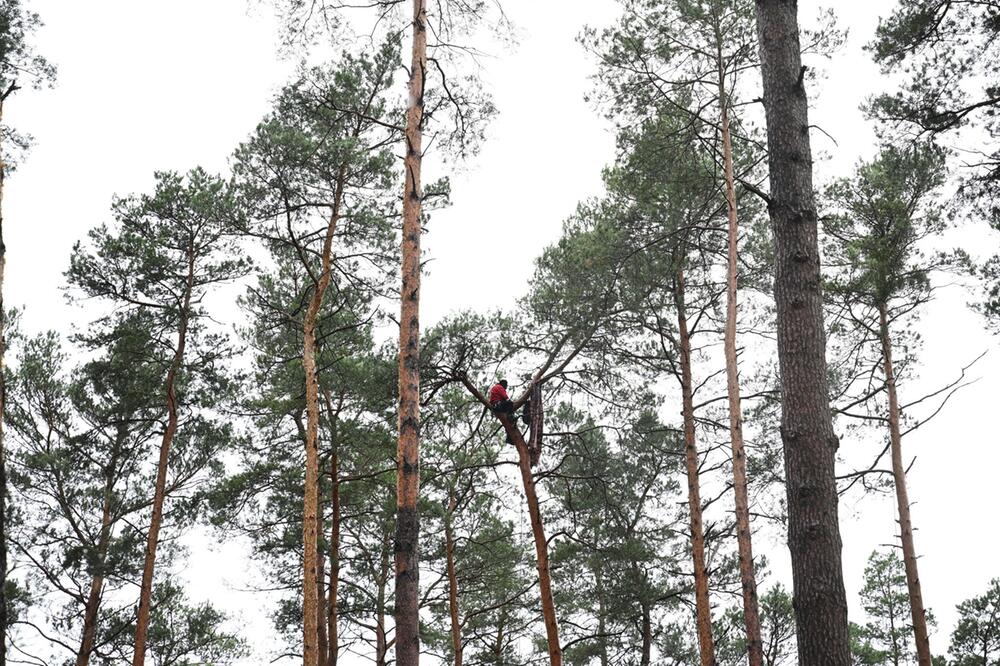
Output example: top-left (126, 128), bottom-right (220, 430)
top-left (489, 379), bottom-right (514, 414)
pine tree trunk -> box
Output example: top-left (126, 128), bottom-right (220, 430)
top-left (498, 414), bottom-right (562, 666)
top-left (0, 98), bottom-right (8, 666)
top-left (445, 491), bottom-right (463, 666)
top-left (878, 304), bottom-right (932, 666)
top-left (640, 600), bottom-right (652, 666)
top-left (377, 540), bottom-right (390, 666)
top-left (76, 474), bottom-right (114, 666)
top-left (317, 496), bottom-right (329, 666)
top-left (753, 2), bottom-right (851, 663)
top-left (326, 403), bottom-right (340, 666)
top-left (302, 164), bottom-right (348, 666)
top-left (675, 267), bottom-right (716, 666)
top-left (595, 567), bottom-right (608, 666)
top-left (132, 243), bottom-right (196, 666)
top-left (394, 1), bottom-right (427, 665)
top-left (716, 34), bottom-right (764, 666)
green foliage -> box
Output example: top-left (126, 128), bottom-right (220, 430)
top-left (947, 579), bottom-right (1000, 666)
top-left (852, 549), bottom-right (919, 665)
top-left (718, 584), bottom-right (796, 666)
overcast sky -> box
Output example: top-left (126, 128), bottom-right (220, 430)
top-left (6, 0), bottom-right (1000, 663)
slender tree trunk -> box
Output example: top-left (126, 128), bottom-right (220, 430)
top-left (596, 567), bottom-right (608, 666)
top-left (445, 491), bottom-right (463, 666)
top-left (394, 2), bottom-right (427, 665)
top-left (317, 496), bottom-right (329, 666)
top-left (878, 304), bottom-right (932, 666)
top-left (640, 600), bottom-right (652, 666)
top-left (753, 3), bottom-right (851, 663)
top-left (302, 164), bottom-right (348, 666)
top-left (377, 542), bottom-right (390, 666)
top-left (76, 474), bottom-right (114, 666)
top-left (0, 98), bottom-right (8, 666)
top-left (674, 267), bottom-right (716, 666)
top-left (497, 414), bottom-right (562, 666)
top-left (322, 389), bottom-right (341, 666)
top-left (132, 243), bottom-right (196, 666)
top-left (715, 33), bottom-right (764, 666)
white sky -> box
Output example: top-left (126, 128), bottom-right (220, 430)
top-left (6, 0), bottom-right (1000, 663)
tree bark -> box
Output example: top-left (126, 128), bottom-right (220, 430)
top-left (302, 160), bottom-right (348, 666)
top-left (317, 496), bottom-right (329, 666)
top-left (497, 413), bottom-right (562, 666)
top-left (753, 2), bottom-right (851, 663)
top-left (377, 538), bottom-right (391, 666)
top-left (322, 389), bottom-right (341, 666)
top-left (445, 491), bottom-right (463, 666)
top-left (675, 267), bottom-right (716, 666)
top-left (640, 600), bottom-right (652, 666)
top-left (132, 241), bottom-right (196, 666)
top-left (878, 304), bottom-right (932, 666)
top-left (75, 471), bottom-right (114, 666)
top-left (394, 2), bottom-right (427, 666)
top-left (716, 31), bottom-right (764, 666)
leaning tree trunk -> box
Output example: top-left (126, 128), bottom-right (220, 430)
top-left (132, 243), bottom-right (196, 666)
top-left (302, 165), bottom-right (348, 666)
top-left (497, 414), bottom-right (562, 666)
top-left (674, 267), bottom-right (716, 666)
top-left (878, 304), bottom-right (932, 666)
top-left (716, 36), bottom-right (764, 666)
top-left (445, 491), bottom-right (463, 666)
top-left (394, 1), bottom-right (427, 665)
top-left (753, 2), bottom-right (851, 663)
top-left (76, 472), bottom-right (115, 666)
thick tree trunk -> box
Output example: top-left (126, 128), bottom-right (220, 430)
top-left (132, 244), bottom-right (196, 666)
top-left (716, 38), bottom-right (764, 666)
top-left (0, 98), bottom-right (8, 666)
top-left (394, 2), bottom-right (427, 666)
top-left (445, 492), bottom-right (463, 666)
top-left (878, 304), bottom-right (932, 666)
top-left (753, 2), bottom-right (851, 663)
top-left (76, 477), bottom-right (114, 666)
top-left (674, 268), bottom-right (716, 666)
top-left (497, 414), bottom-right (562, 666)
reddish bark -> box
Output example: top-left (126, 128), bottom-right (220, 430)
top-left (675, 267), bottom-right (716, 666)
top-left (878, 305), bottom-right (932, 666)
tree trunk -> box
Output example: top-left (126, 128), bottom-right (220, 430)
top-left (498, 413), bottom-right (562, 666)
top-left (674, 267), bottom-right (716, 666)
top-left (302, 160), bottom-right (348, 666)
top-left (377, 541), bottom-right (390, 666)
top-left (76, 473), bottom-right (114, 666)
top-left (596, 567), bottom-right (608, 666)
top-left (716, 32), bottom-right (764, 666)
top-left (445, 491), bottom-right (463, 666)
top-left (753, 3), bottom-right (851, 663)
top-left (325, 393), bottom-right (341, 666)
top-left (317, 496), bottom-right (329, 666)
top-left (132, 242), bottom-right (196, 666)
top-left (878, 304), bottom-right (932, 666)
top-left (0, 97), bottom-right (8, 666)
top-left (394, 1), bottom-right (427, 665)
top-left (640, 600), bottom-right (652, 666)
